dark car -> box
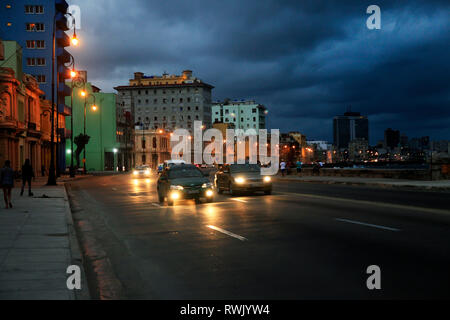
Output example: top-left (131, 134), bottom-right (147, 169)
top-left (214, 163), bottom-right (272, 195)
top-left (157, 164), bottom-right (214, 206)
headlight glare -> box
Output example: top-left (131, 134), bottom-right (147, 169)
top-left (235, 177), bottom-right (245, 184)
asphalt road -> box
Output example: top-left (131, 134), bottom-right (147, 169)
top-left (67, 173), bottom-right (450, 299)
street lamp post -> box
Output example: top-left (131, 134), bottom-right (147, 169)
top-left (47, 12), bottom-right (78, 185)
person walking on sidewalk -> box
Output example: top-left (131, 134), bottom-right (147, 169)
top-left (1, 160), bottom-right (14, 209)
top-left (21, 159), bottom-right (34, 197)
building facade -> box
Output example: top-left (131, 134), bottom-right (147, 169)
top-left (212, 99), bottom-right (267, 131)
top-left (1, 0), bottom-right (73, 172)
top-left (65, 80), bottom-right (120, 171)
top-left (114, 70), bottom-right (214, 133)
top-left (134, 129), bottom-right (171, 169)
top-left (0, 0), bottom-right (71, 100)
top-left (0, 40), bottom-right (58, 175)
top-left (333, 111), bottom-right (369, 149)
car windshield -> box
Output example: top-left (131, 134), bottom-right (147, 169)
top-left (230, 164), bottom-right (261, 173)
top-left (168, 167), bottom-right (203, 179)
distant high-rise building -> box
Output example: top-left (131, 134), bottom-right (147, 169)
top-left (384, 128), bottom-right (400, 149)
top-left (333, 111), bottom-right (369, 149)
top-left (409, 136), bottom-right (430, 151)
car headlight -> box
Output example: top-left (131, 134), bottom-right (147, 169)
top-left (234, 177), bottom-right (245, 184)
top-left (170, 191), bottom-right (181, 200)
top-left (202, 182), bottom-right (213, 188)
top-left (133, 170), bottom-right (138, 175)
top-left (205, 190), bottom-right (214, 197)
top-left (145, 169), bottom-right (150, 175)
top-left (263, 176), bottom-right (271, 182)
top-left (170, 185), bottom-right (184, 190)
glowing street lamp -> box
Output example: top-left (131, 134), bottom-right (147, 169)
top-left (70, 69), bottom-right (77, 78)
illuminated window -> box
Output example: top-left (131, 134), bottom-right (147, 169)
top-left (6, 4), bottom-right (11, 9)
top-left (7, 22), bottom-right (12, 27)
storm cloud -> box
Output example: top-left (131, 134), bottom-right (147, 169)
top-left (68, 0), bottom-right (450, 143)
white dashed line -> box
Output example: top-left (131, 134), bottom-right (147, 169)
top-left (335, 218), bottom-right (400, 232)
top-left (207, 225), bottom-right (248, 241)
top-left (231, 198), bottom-right (247, 203)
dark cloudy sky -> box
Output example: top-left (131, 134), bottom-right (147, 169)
top-left (68, 0), bottom-right (450, 143)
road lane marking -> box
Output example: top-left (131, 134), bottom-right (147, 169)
top-left (152, 203), bottom-right (161, 207)
top-left (335, 218), bottom-right (400, 232)
top-left (112, 188), bottom-right (117, 191)
top-left (231, 198), bottom-right (248, 203)
top-left (207, 225), bottom-right (248, 241)
top-left (278, 191), bottom-right (450, 216)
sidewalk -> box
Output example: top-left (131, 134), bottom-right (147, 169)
top-left (274, 175), bottom-right (450, 191)
top-left (0, 177), bottom-right (88, 300)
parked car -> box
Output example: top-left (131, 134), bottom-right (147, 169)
top-left (132, 165), bottom-right (151, 178)
top-left (157, 164), bottom-right (214, 206)
top-left (214, 163), bottom-right (272, 195)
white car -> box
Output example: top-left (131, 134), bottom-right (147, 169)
top-left (132, 165), bottom-right (151, 178)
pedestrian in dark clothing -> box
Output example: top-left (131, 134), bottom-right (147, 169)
top-left (21, 159), bottom-right (34, 196)
top-left (1, 160), bottom-right (14, 209)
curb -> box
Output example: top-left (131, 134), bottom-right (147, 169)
top-left (65, 183), bottom-right (125, 300)
top-left (274, 177), bottom-right (450, 192)
top-left (63, 183), bottom-right (91, 300)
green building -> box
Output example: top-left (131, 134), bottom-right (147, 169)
top-left (65, 81), bottom-right (119, 172)
top-left (1, 40), bottom-right (23, 81)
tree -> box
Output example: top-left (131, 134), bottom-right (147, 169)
top-left (74, 133), bottom-right (90, 168)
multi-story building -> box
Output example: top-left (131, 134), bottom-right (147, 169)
top-left (348, 138), bottom-right (369, 162)
top-left (212, 99), bottom-right (267, 131)
top-left (0, 0), bottom-right (72, 100)
top-left (134, 129), bottom-right (171, 169)
top-left (65, 75), bottom-right (120, 172)
top-left (114, 70), bottom-right (214, 133)
top-left (0, 40), bottom-right (61, 175)
top-left (333, 111), bottom-right (369, 149)
top-left (1, 0), bottom-right (73, 172)
top-left (384, 128), bottom-right (400, 150)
